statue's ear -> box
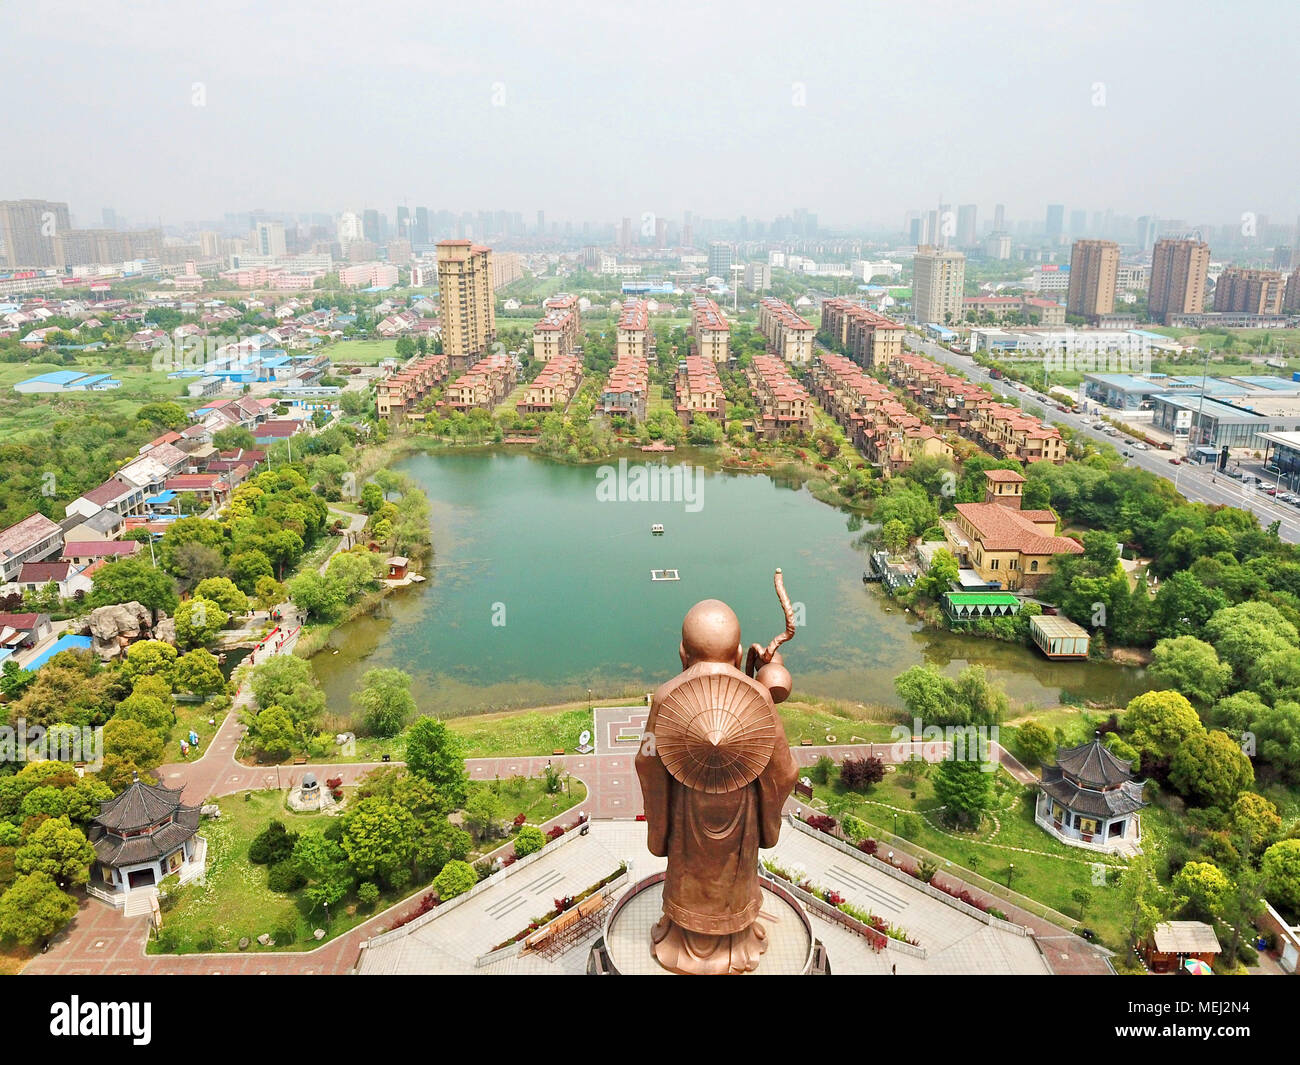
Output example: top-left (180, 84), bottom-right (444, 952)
top-left (733, 644), bottom-right (743, 669)
top-left (679, 642), bottom-right (688, 668)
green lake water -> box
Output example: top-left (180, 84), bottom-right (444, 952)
top-left (312, 450), bottom-right (1151, 719)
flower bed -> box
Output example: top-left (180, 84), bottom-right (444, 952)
top-left (761, 858), bottom-right (919, 949)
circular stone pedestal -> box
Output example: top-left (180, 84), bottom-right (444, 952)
top-left (600, 873), bottom-right (815, 975)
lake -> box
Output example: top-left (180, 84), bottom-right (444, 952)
top-left (312, 450), bottom-right (1151, 719)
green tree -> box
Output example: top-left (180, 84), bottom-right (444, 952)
top-left (172, 648), bottom-right (226, 699)
top-left (100, 717), bottom-right (165, 788)
top-left (113, 692), bottom-right (172, 735)
top-left (432, 859), bottom-right (476, 901)
top-left (121, 640), bottom-right (179, 685)
top-left (253, 705), bottom-right (298, 760)
top-left (0, 872), bottom-right (79, 943)
top-left (1231, 793), bottom-right (1281, 855)
top-left (1148, 636), bottom-right (1232, 711)
top-left (248, 655), bottom-right (325, 733)
top-left (513, 824), bottom-right (546, 857)
top-left (352, 667), bottom-right (416, 737)
top-left (86, 557), bottom-right (179, 617)
top-left (287, 571), bottom-right (345, 620)
top-left (193, 576), bottom-right (249, 615)
top-left (14, 816), bottom-right (95, 888)
top-left (1261, 839), bottom-right (1300, 911)
top-left (933, 748), bottom-right (993, 829)
top-left (1117, 851), bottom-right (1169, 953)
top-left (463, 788), bottom-right (504, 841)
top-left (1172, 860), bottom-right (1231, 921)
top-left (291, 833), bottom-right (353, 912)
top-left (403, 717), bottom-right (468, 808)
top-left (881, 519), bottom-right (909, 555)
top-left (340, 797), bottom-right (419, 887)
top-left (229, 550), bottom-right (274, 595)
top-left (1016, 721), bottom-right (1056, 766)
top-left (1124, 690), bottom-right (1204, 764)
top-left (173, 595), bottom-right (229, 648)
top-left (1169, 730), bottom-right (1254, 808)
top-left (253, 575), bottom-right (287, 612)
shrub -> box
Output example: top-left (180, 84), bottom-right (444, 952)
top-left (357, 881), bottom-right (380, 908)
top-left (811, 755), bottom-right (835, 785)
top-left (545, 825), bottom-right (564, 842)
top-left (840, 755), bottom-right (885, 791)
top-left (432, 860), bottom-right (477, 902)
top-left (326, 776), bottom-right (343, 789)
top-left (896, 813), bottom-right (922, 840)
top-left (249, 821), bottom-right (298, 865)
top-left (858, 837), bottom-right (878, 856)
top-left (513, 825), bottom-right (546, 858)
top-left (806, 814), bottom-right (837, 834)
top-left (513, 812), bottom-right (527, 827)
top-left (267, 860), bottom-right (306, 893)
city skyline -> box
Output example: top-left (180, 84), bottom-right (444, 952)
top-left (3, 0), bottom-right (1298, 228)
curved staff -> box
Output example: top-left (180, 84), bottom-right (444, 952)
top-left (745, 568), bottom-right (796, 678)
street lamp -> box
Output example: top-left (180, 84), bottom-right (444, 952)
top-left (1007, 862), bottom-right (1015, 888)
top-left (893, 811), bottom-right (898, 835)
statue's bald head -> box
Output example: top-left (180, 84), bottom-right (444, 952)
top-left (680, 599), bottom-right (742, 668)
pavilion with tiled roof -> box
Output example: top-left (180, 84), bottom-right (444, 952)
top-left (86, 774), bottom-right (204, 902)
top-left (1034, 736), bottom-right (1146, 853)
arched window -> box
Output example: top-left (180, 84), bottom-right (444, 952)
top-left (1030, 560), bottom-right (1039, 572)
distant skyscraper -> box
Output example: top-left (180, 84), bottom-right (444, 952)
top-left (362, 209), bottom-right (380, 244)
top-left (620, 217), bottom-right (632, 249)
top-left (255, 221), bottom-right (287, 258)
top-left (1149, 238), bottom-right (1210, 323)
top-left (912, 245), bottom-right (966, 326)
top-left (956, 204), bottom-right (978, 247)
top-left (537, 209), bottom-right (545, 235)
top-left (1045, 204), bottom-right (1065, 243)
top-left (0, 199), bottom-right (70, 268)
top-left (993, 204), bottom-right (1006, 232)
top-left (102, 207), bottom-right (118, 230)
top-left (708, 241), bottom-right (733, 279)
top-left (1067, 240), bottom-right (1120, 321)
top-left (338, 211), bottom-right (364, 247)
top-left (414, 207), bottom-right (430, 245)
top-left (1135, 216), bottom-right (1159, 253)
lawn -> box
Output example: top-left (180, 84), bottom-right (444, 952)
top-left (326, 339), bottom-right (400, 364)
top-left (810, 764), bottom-right (1132, 949)
top-left (164, 697), bottom-right (225, 761)
top-left (446, 703), bottom-right (594, 757)
top-left (777, 698), bottom-right (898, 745)
top-left (148, 791), bottom-right (402, 954)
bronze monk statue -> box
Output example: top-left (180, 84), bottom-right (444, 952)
top-left (635, 569), bottom-right (799, 975)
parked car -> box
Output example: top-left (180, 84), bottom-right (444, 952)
top-left (1169, 457), bottom-right (1181, 465)
top-left (1132, 442), bottom-right (1148, 450)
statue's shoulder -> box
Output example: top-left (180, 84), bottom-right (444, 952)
top-left (653, 661), bottom-right (774, 711)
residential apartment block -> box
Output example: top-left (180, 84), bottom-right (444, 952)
top-left (911, 245), bottom-right (966, 326)
top-left (437, 240), bottom-right (497, 372)
top-left (690, 296), bottom-right (730, 362)
top-left (601, 352), bottom-right (649, 423)
top-left (1067, 240), bottom-right (1120, 322)
top-left (1214, 267), bottom-right (1285, 314)
top-left (819, 299), bottom-right (905, 369)
top-left (518, 352), bottom-right (583, 415)
top-left (532, 293), bottom-right (582, 363)
top-left (748, 355), bottom-right (810, 441)
top-left (1149, 238), bottom-right (1210, 324)
top-left (615, 299), bottom-right (652, 363)
top-left (757, 297), bottom-right (815, 365)
top-left (377, 353), bottom-right (450, 419)
top-left (675, 355), bottom-right (726, 426)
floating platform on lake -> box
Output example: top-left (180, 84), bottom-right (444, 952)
top-left (640, 442), bottom-right (676, 453)
top-left (651, 523), bottom-right (665, 535)
top-left (650, 568), bottom-right (680, 581)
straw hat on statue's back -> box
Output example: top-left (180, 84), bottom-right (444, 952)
top-left (653, 670), bottom-right (776, 793)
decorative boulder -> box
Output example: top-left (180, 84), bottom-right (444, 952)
top-left (313, 928), bottom-right (326, 940)
top-left (257, 933), bottom-right (273, 946)
top-left (200, 804), bottom-right (221, 819)
top-left (84, 601), bottom-right (154, 659)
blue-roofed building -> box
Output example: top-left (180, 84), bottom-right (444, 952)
top-left (24, 634), bottom-right (94, 672)
top-left (13, 370), bottom-right (121, 393)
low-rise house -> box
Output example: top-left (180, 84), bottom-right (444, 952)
top-left (0, 513), bottom-right (65, 583)
top-left (60, 540), bottom-right (142, 567)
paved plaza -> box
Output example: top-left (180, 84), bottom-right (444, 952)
top-left (357, 819), bottom-right (1052, 975)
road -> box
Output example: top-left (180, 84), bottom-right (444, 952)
top-left (902, 332), bottom-right (1300, 544)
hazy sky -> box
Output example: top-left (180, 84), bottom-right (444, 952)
top-left (3, 0), bottom-right (1297, 230)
